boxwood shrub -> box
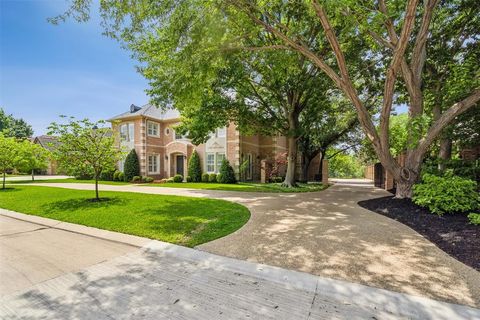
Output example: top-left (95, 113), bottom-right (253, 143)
top-left (173, 174), bottom-right (183, 183)
top-left (209, 173), bottom-right (217, 183)
top-left (202, 173), bottom-right (209, 183)
top-left (412, 173), bottom-right (480, 215)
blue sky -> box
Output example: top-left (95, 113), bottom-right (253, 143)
top-left (0, 0), bottom-right (149, 135)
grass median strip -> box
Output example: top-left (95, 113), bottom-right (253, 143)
top-left (0, 186), bottom-right (250, 247)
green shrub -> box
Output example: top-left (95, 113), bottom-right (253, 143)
top-left (202, 173), bottom-right (209, 182)
top-left (209, 173), bottom-right (217, 183)
top-left (144, 177), bottom-right (154, 183)
top-left (99, 169), bottom-right (115, 181)
top-left (271, 176), bottom-right (284, 183)
top-left (468, 213), bottom-right (480, 225)
top-left (173, 174), bottom-right (183, 183)
top-left (218, 159), bottom-right (236, 184)
top-left (186, 176), bottom-right (192, 182)
top-left (113, 170), bottom-right (120, 181)
top-left (217, 173), bottom-right (223, 183)
top-left (132, 176), bottom-right (142, 182)
top-left (188, 151), bottom-right (202, 182)
top-left (117, 172), bottom-right (125, 181)
top-left (412, 173), bottom-right (480, 215)
top-left (124, 149), bottom-right (140, 182)
top-left (166, 178), bottom-right (174, 183)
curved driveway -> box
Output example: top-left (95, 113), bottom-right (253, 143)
top-left (20, 182), bottom-right (480, 307)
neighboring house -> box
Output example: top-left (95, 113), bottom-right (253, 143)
top-left (109, 104), bottom-right (324, 181)
top-left (33, 135), bottom-right (60, 175)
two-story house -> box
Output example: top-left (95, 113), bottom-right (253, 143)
top-left (109, 103), bottom-right (323, 181)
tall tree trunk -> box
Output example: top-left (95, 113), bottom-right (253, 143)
top-left (283, 135), bottom-right (298, 187)
top-left (393, 158), bottom-right (421, 198)
top-left (438, 138), bottom-right (452, 171)
top-left (31, 169), bottom-right (35, 181)
top-left (317, 151), bottom-right (325, 181)
top-left (2, 172), bottom-right (5, 189)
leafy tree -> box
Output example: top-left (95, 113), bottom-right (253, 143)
top-left (328, 150), bottom-right (365, 179)
top-left (15, 140), bottom-right (50, 181)
top-left (218, 159), bottom-right (236, 184)
top-left (124, 149), bottom-right (140, 182)
top-left (0, 108), bottom-right (33, 139)
top-left (48, 117), bottom-right (121, 200)
top-left (0, 133), bottom-right (18, 189)
top-left (187, 150), bottom-right (202, 182)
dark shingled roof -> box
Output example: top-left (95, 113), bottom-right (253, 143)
top-left (33, 135), bottom-right (61, 151)
top-left (108, 103), bottom-right (180, 121)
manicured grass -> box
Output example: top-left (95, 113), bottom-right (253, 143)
top-left (149, 182), bottom-right (329, 193)
top-left (0, 186), bottom-right (250, 247)
top-left (6, 178), bottom-right (130, 185)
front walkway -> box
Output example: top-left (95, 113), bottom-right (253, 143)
top-left (10, 182), bottom-right (480, 308)
top-left (1, 211), bottom-right (478, 319)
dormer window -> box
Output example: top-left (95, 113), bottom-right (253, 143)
top-left (147, 121), bottom-right (159, 137)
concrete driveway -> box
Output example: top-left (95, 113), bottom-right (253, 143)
top-left (15, 182), bottom-right (480, 308)
top-left (1, 211), bottom-right (478, 319)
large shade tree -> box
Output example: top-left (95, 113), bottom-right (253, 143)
top-left (54, 0), bottom-right (479, 197)
top-left (0, 133), bottom-right (18, 189)
top-left (16, 140), bottom-right (50, 181)
top-left (0, 108), bottom-right (33, 139)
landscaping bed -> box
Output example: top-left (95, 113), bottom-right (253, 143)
top-left (358, 196), bottom-right (479, 271)
top-left (0, 186), bottom-right (250, 247)
top-left (148, 182), bottom-right (329, 193)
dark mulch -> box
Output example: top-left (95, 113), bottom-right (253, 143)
top-left (358, 196), bottom-right (480, 271)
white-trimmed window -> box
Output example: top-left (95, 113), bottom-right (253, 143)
top-left (120, 123), bottom-right (134, 142)
top-left (216, 127), bottom-right (226, 138)
top-left (216, 153), bottom-right (225, 173)
top-left (147, 121), bottom-right (159, 136)
top-left (206, 153), bottom-right (215, 172)
top-left (148, 154), bottom-right (160, 174)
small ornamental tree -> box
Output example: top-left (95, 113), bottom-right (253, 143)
top-left (187, 150), bottom-right (202, 182)
top-left (48, 117), bottom-right (121, 200)
top-left (124, 149), bottom-right (140, 182)
top-left (218, 159), bottom-right (236, 184)
top-left (16, 140), bottom-right (49, 181)
top-left (0, 133), bottom-right (18, 189)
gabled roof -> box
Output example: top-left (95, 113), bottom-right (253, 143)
top-left (108, 103), bottom-right (181, 122)
top-left (34, 135), bottom-right (60, 151)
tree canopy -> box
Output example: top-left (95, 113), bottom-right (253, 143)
top-left (0, 108), bottom-right (33, 139)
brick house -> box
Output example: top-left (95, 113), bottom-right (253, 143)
top-left (109, 104), bottom-right (323, 181)
top-left (32, 135), bottom-right (61, 175)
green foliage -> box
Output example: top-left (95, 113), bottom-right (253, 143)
top-left (173, 174), bottom-right (183, 183)
top-left (468, 213), bottom-right (480, 225)
top-left (187, 151), bottom-right (202, 182)
top-left (15, 140), bottom-right (49, 180)
top-left (113, 170), bottom-right (121, 181)
top-left (186, 176), bottom-right (192, 182)
top-left (144, 176), bottom-right (154, 183)
top-left (117, 172), bottom-right (125, 182)
top-left (124, 149), bottom-right (140, 182)
top-left (132, 176), bottom-right (142, 182)
top-left (0, 133), bottom-right (19, 189)
top-left (413, 174), bottom-right (480, 215)
top-left (208, 173), bottom-right (217, 183)
top-left (202, 173), bottom-right (209, 183)
top-left (218, 159), bottom-right (236, 184)
top-left (166, 178), bottom-right (174, 183)
top-left (48, 117), bottom-right (121, 198)
top-left (328, 151), bottom-right (365, 178)
top-left (99, 169), bottom-right (115, 181)
top-left (422, 159), bottom-right (479, 183)
top-left (0, 108), bottom-right (33, 139)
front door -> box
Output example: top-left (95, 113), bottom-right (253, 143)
top-left (176, 155), bottom-right (184, 175)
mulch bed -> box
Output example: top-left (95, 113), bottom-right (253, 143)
top-left (358, 196), bottom-right (479, 271)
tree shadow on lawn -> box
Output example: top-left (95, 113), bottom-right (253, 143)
top-left (42, 197), bottom-right (129, 213)
top-left (0, 188), bottom-right (20, 192)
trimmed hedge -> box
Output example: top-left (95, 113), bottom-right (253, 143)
top-left (218, 159), bottom-right (236, 184)
top-left (209, 173), bottom-right (217, 183)
top-left (188, 151), bottom-right (202, 182)
top-left (202, 173), bottom-right (209, 182)
top-left (124, 149), bottom-right (140, 182)
top-left (173, 174), bottom-right (183, 183)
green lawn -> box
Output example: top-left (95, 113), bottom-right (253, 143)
top-left (6, 178), bottom-right (129, 185)
top-left (0, 186), bottom-right (250, 247)
top-left (148, 182), bottom-right (329, 193)
top-left (7, 178), bottom-right (328, 192)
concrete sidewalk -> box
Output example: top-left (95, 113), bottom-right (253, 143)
top-left (18, 182), bottom-right (480, 308)
top-left (0, 211), bottom-right (478, 320)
